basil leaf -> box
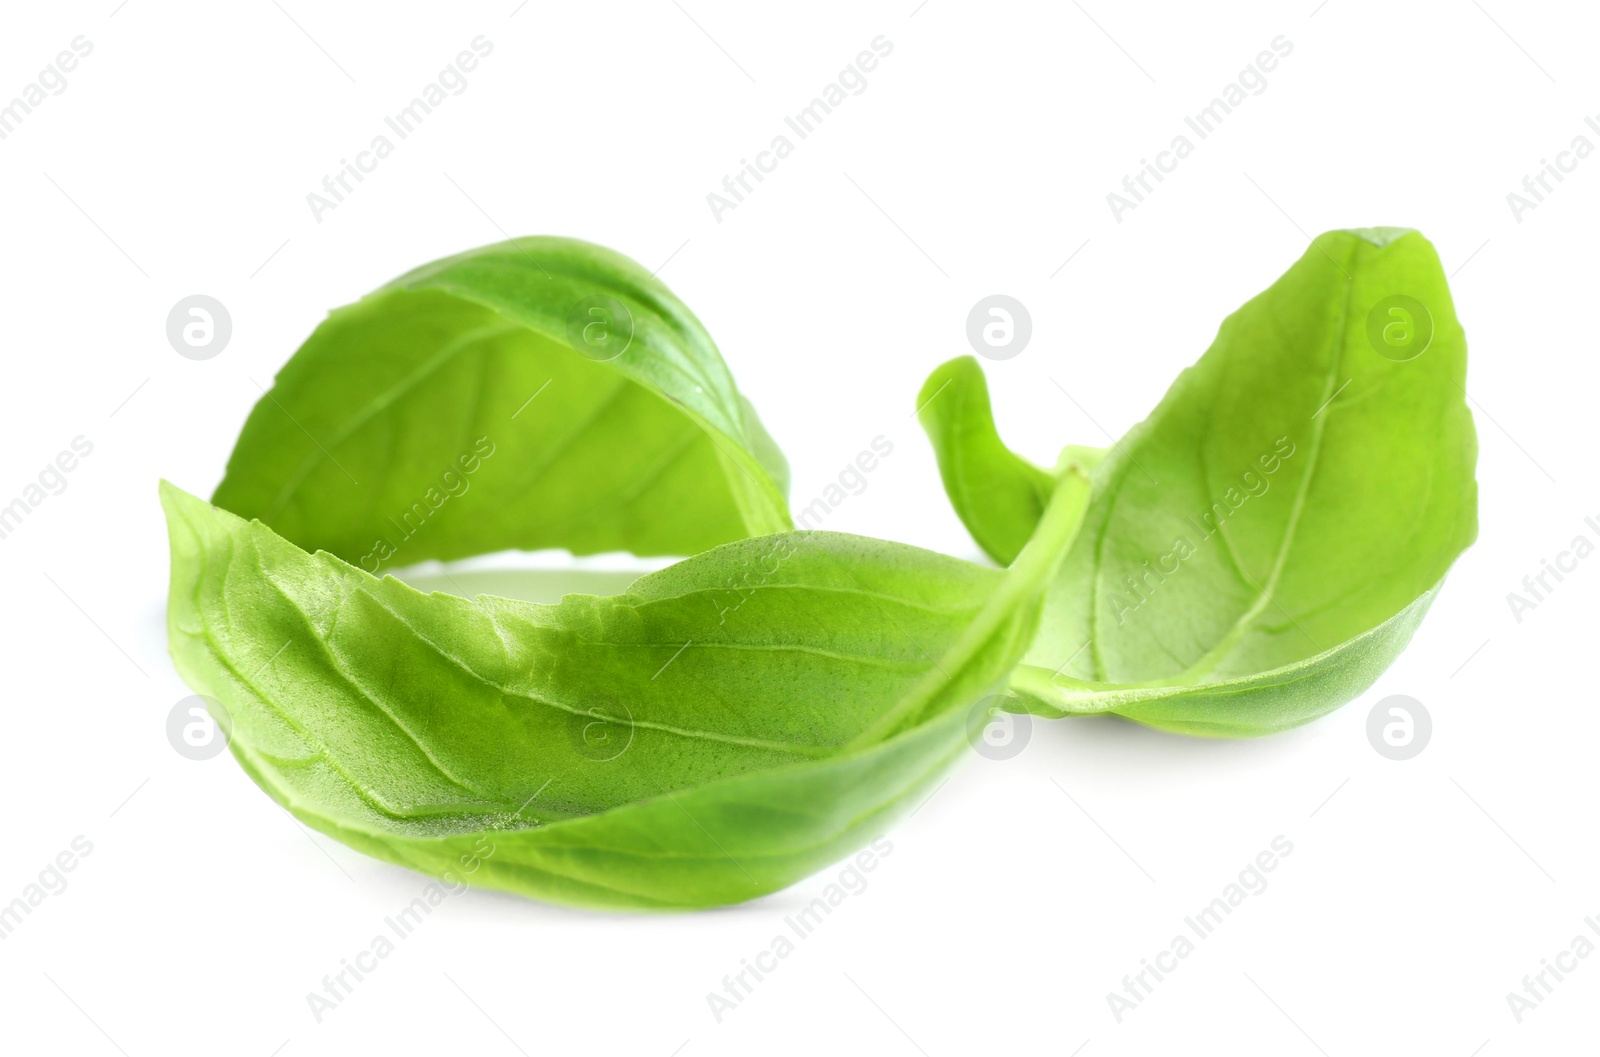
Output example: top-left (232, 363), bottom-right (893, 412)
top-left (924, 229), bottom-right (1479, 736)
top-left (212, 237), bottom-right (790, 568)
top-left (161, 472), bottom-right (1087, 909)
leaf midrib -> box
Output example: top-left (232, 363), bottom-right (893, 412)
top-left (1088, 241), bottom-right (1356, 686)
top-left (1163, 267), bottom-right (1353, 684)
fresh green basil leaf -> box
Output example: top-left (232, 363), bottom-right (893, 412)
top-left (927, 229), bottom-right (1478, 736)
top-left (212, 237), bottom-right (790, 569)
top-left (161, 470), bottom-right (1087, 909)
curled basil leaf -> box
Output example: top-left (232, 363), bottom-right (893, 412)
top-left (161, 471), bottom-right (1088, 909)
top-left (921, 229), bottom-right (1479, 736)
top-left (212, 237), bottom-right (790, 568)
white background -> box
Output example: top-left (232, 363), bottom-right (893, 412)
top-left (1, 1), bottom-right (1594, 1053)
